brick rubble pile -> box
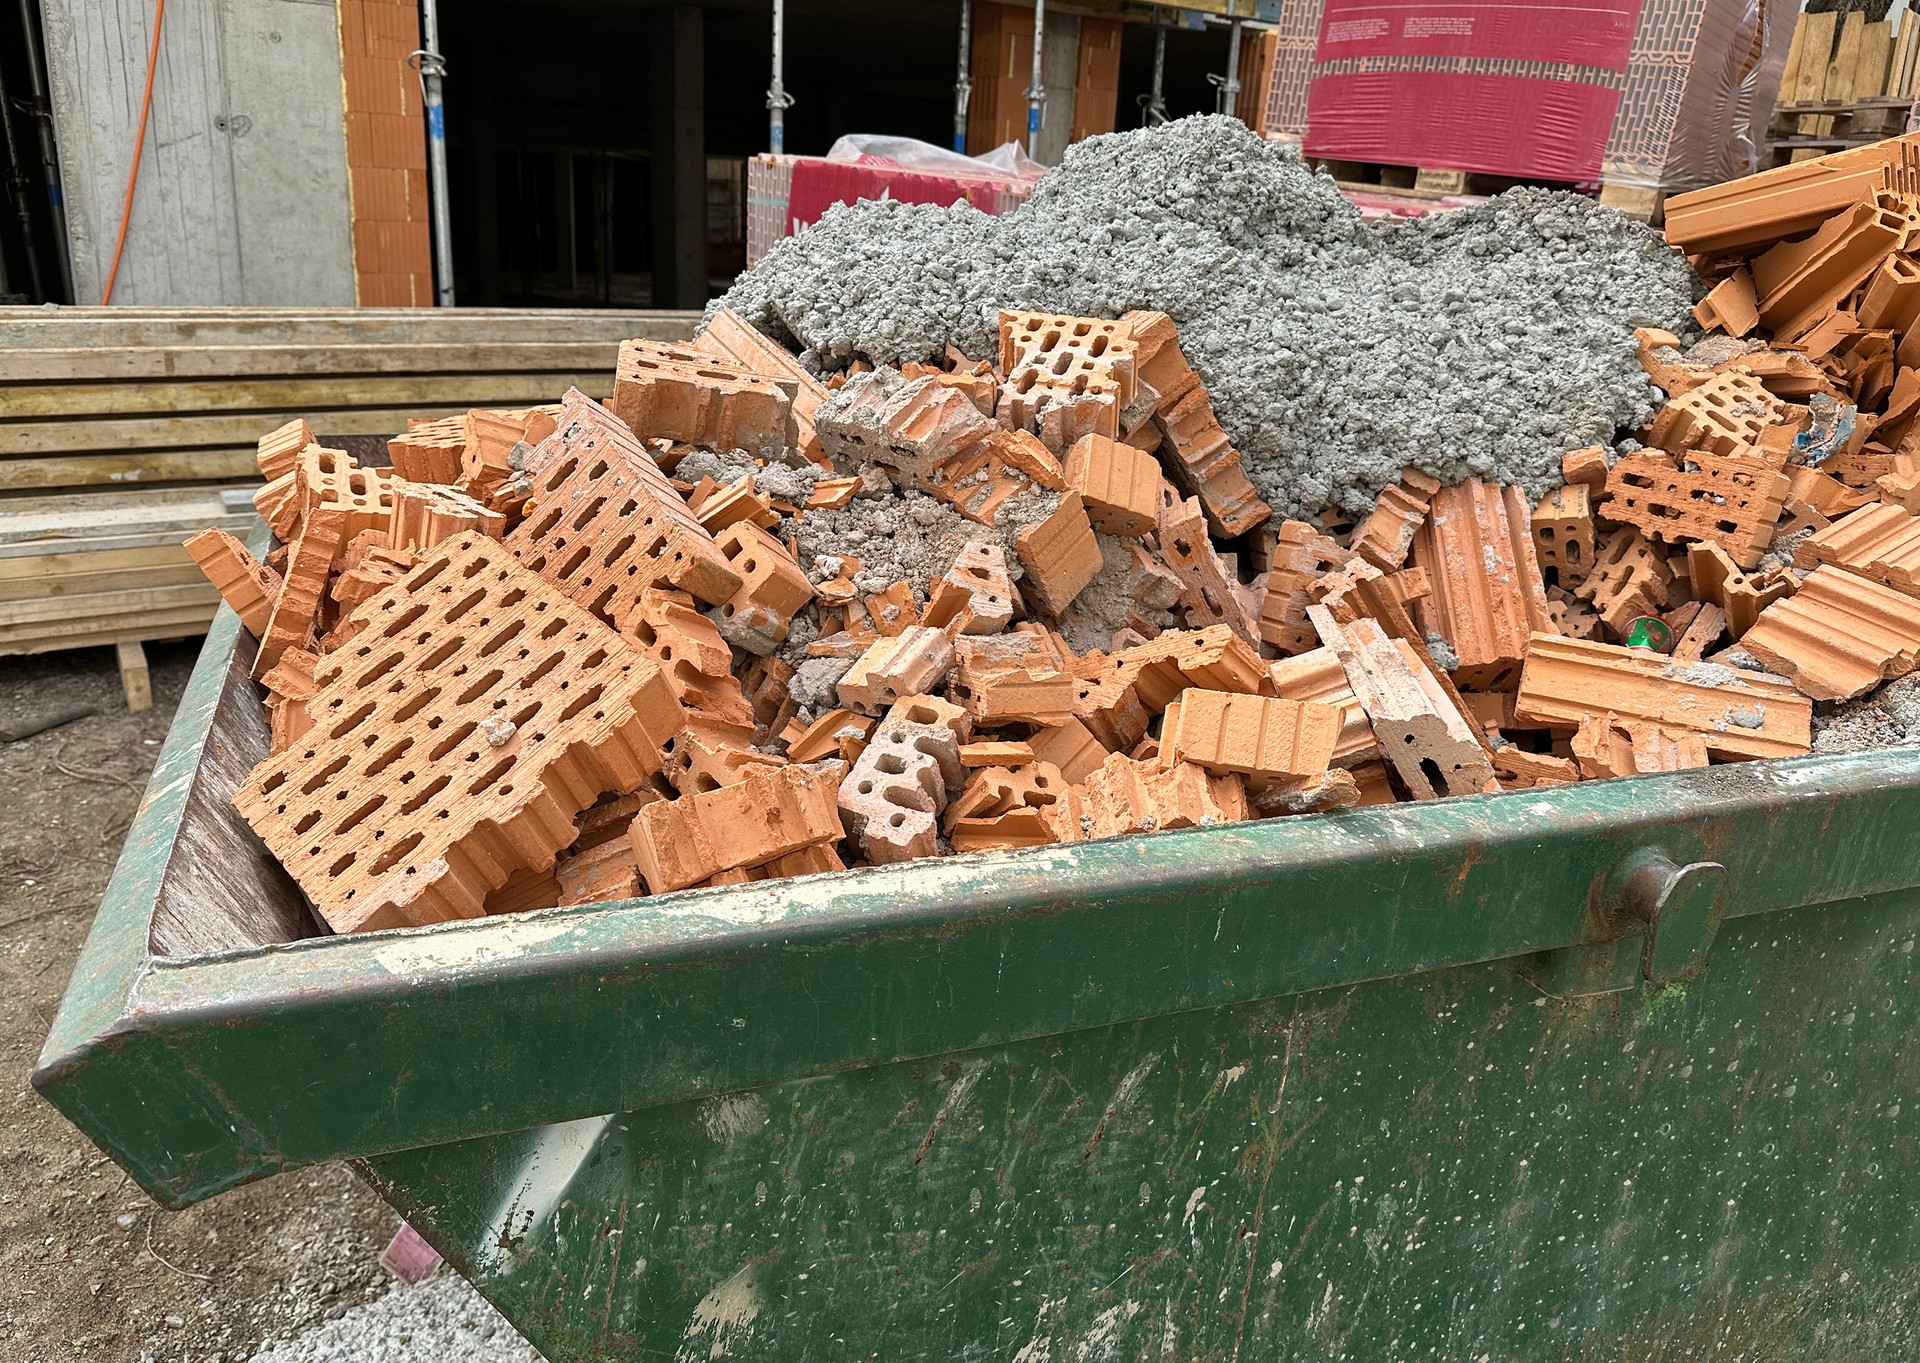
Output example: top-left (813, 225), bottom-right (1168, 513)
top-left (182, 130), bottom-right (1920, 936)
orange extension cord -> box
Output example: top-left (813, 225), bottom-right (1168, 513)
top-left (100, 0), bottom-right (167, 305)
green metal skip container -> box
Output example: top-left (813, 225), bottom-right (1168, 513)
top-left (34, 602), bottom-right (1920, 1360)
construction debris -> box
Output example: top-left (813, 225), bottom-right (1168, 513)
top-left (180, 125), bottom-right (1920, 936)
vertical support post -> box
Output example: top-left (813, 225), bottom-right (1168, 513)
top-left (650, 3), bottom-right (706, 309)
top-left (767, 0), bottom-right (793, 154)
top-left (1024, 0), bottom-right (1046, 150)
top-left (1219, 18), bottom-right (1242, 117)
top-left (14, 0), bottom-right (71, 300)
top-left (415, 0), bottom-right (455, 306)
top-left (1146, 23), bottom-right (1167, 125)
top-left (0, 60), bottom-right (46, 299)
top-left (953, 0), bottom-right (973, 154)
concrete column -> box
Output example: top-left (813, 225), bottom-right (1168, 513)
top-left (649, 3), bottom-right (705, 309)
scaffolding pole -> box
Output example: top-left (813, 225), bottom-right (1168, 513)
top-left (1024, 0), bottom-right (1045, 151)
top-left (953, 0), bottom-right (973, 154)
top-left (410, 0), bottom-right (454, 306)
top-left (767, 0), bottom-right (794, 154)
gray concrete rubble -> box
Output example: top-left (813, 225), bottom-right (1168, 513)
top-left (714, 114), bottom-right (1696, 519)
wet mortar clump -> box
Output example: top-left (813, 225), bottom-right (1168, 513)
top-left (714, 115), bottom-right (1696, 520)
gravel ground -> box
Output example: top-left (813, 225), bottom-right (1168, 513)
top-left (0, 638), bottom-right (545, 1363)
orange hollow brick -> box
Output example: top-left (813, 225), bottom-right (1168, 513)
top-left (259, 647), bottom-right (318, 756)
top-left (1600, 450), bottom-right (1791, 569)
top-left (1155, 493), bottom-right (1259, 645)
top-left (1513, 633), bottom-right (1810, 760)
top-left (253, 470), bottom-right (303, 540)
top-left (389, 480), bottom-right (506, 551)
top-left (1741, 565), bottom-right (1920, 701)
top-left (1258, 520), bottom-right (1356, 654)
top-left (1016, 491), bottom-right (1103, 616)
top-left (949, 637), bottom-right (1077, 727)
top-left (923, 541), bottom-right (1017, 635)
top-left (1411, 480), bottom-right (1551, 690)
top-left (1310, 606), bottom-right (1498, 801)
top-left (1531, 483), bottom-right (1595, 588)
top-left (1268, 646), bottom-right (1375, 766)
top-left (960, 741), bottom-right (1035, 767)
top-left (1027, 717), bottom-right (1111, 782)
top-left (236, 532), bottom-right (683, 933)
top-left (838, 697), bottom-right (968, 864)
top-left (555, 837), bottom-right (642, 907)
top-left (627, 589), bottom-right (753, 728)
top-left (1350, 468), bottom-right (1440, 573)
top-left (256, 418), bottom-right (315, 480)
top-left (838, 626), bottom-right (956, 715)
top-left (1562, 446), bottom-right (1611, 488)
top-left (1645, 370), bottom-right (1789, 457)
top-left (1686, 541), bottom-right (1795, 639)
top-left (252, 506), bottom-right (345, 678)
top-left (1489, 745), bottom-right (1582, 789)
top-left (297, 445), bottom-right (400, 542)
top-left (1794, 501), bottom-right (1920, 598)
top-left (658, 714), bottom-right (785, 796)
top-left (508, 390), bottom-right (743, 627)
top-left (1114, 624), bottom-right (1272, 710)
top-left (387, 414), bottom-right (467, 485)
top-left (692, 475), bottom-right (780, 535)
top-left (1159, 688), bottom-right (1342, 787)
top-left (462, 406), bottom-right (560, 512)
top-left (185, 528), bottom-right (282, 636)
top-left (630, 760), bottom-right (845, 894)
top-left (1065, 433), bottom-right (1161, 536)
top-left (785, 708), bottom-right (877, 764)
top-left (611, 339), bottom-right (796, 459)
top-left (1152, 383), bottom-right (1272, 540)
top-left (1048, 752), bottom-right (1248, 842)
top-left (696, 306), bottom-right (832, 466)
top-left (998, 310), bottom-right (1138, 448)
top-left (714, 521), bottom-right (815, 655)
top-left (1122, 540), bottom-right (1184, 612)
top-left (1577, 529), bottom-right (1674, 636)
top-left (943, 762), bottom-right (1067, 853)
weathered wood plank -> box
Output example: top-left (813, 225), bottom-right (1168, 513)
top-left (0, 341), bottom-right (626, 383)
top-left (3, 370), bottom-right (612, 419)
top-left (0, 605), bottom-right (217, 653)
top-left (0, 307), bottom-right (700, 349)
top-left (0, 450), bottom-right (263, 490)
top-left (1, 386), bottom-right (611, 455)
top-left (0, 580), bottom-right (219, 628)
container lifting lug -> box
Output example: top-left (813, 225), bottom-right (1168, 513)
top-left (1608, 849), bottom-right (1729, 984)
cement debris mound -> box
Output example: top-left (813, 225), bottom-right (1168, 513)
top-left (714, 115), bottom-right (1697, 519)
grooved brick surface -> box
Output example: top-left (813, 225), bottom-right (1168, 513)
top-left (1411, 480), bottom-right (1550, 690)
top-left (1601, 450), bottom-right (1790, 569)
top-left (714, 521), bottom-right (815, 654)
top-left (389, 481), bottom-right (506, 551)
top-left (630, 761), bottom-right (844, 892)
top-left (1514, 633), bottom-right (1810, 759)
top-left (612, 339), bottom-right (796, 459)
top-left (185, 528), bottom-right (281, 636)
top-left (1159, 688), bottom-right (1341, 784)
top-left (1795, 501), bottom-right (1920, 597)
top-left (1015, 492), bottom-right (1102, 616)
top-left (1350, 468), bottom-right (1439, 571)
top-left (838, 626), bottom-right (956, 714)
top-left (236, 532), bottom-right (683, 934)
top-left (508, 390), bottom-right (743, 627)
top-left (257, 418), bottom-right (315, 480)
top-left (1741, 565), bottom-right (1920, 701)
top-left (254, 507), bottom-right (346, 678)
top-left (1065, 433), bottom-right (1161, 537)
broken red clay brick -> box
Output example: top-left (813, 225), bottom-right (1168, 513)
top-left (1158, 688), bottom-right (1342, 786)
top-left (1064, 433), bottom-right (1162, 536)
top-left (1015, 491), bottom-right (1103, 616)
top-left (838, 626), bottom-right (956, 714)
top-left (236, 532), bottom-right (683, 933)
top-left (1349, 468), bottom-right (1440, 571)
top-left (629, 760), bottom-right (844, 893)
top-left (838, 696), bottom-right (968, 864)
top-left (713, 521), bottom-right (815, 654)
top-left (185, 528), bottom-right (282, 636)
top-left (612, 339), bottom-right (796, 459)
top-left (508, 390), bottom-right (743, 631)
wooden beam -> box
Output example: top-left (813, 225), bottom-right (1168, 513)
top-left (5, 370), bottom-right (612, 420)
top-left (0, 341), bottom-right (627, 384)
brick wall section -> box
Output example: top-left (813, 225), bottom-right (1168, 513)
top-left (338, 0), bottom-right (433, 306)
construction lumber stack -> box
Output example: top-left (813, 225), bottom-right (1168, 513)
top-left (0, 306), bottom-right (698, 708)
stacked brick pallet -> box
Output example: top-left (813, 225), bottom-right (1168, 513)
top-left (185, 141), bottom-right (1920, 932)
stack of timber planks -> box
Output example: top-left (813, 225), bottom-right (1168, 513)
top-left (0, 307), bottom-right (699, 705)
top-left (1771, 11), bottom-right (1920, 166)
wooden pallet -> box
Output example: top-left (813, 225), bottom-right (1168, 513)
top-left (0, 306), bottom-right (702, 707)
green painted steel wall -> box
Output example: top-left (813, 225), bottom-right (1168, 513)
top-left (368, 885), bottom-right (1920, 1362)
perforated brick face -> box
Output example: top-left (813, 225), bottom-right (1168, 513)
top-left (236, 532), bottom-right (682, 935)
top-left (507, 390), bottom-right (742, 628)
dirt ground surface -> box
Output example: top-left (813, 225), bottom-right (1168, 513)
top-left (0, 640), bottom-right (401, 1362)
